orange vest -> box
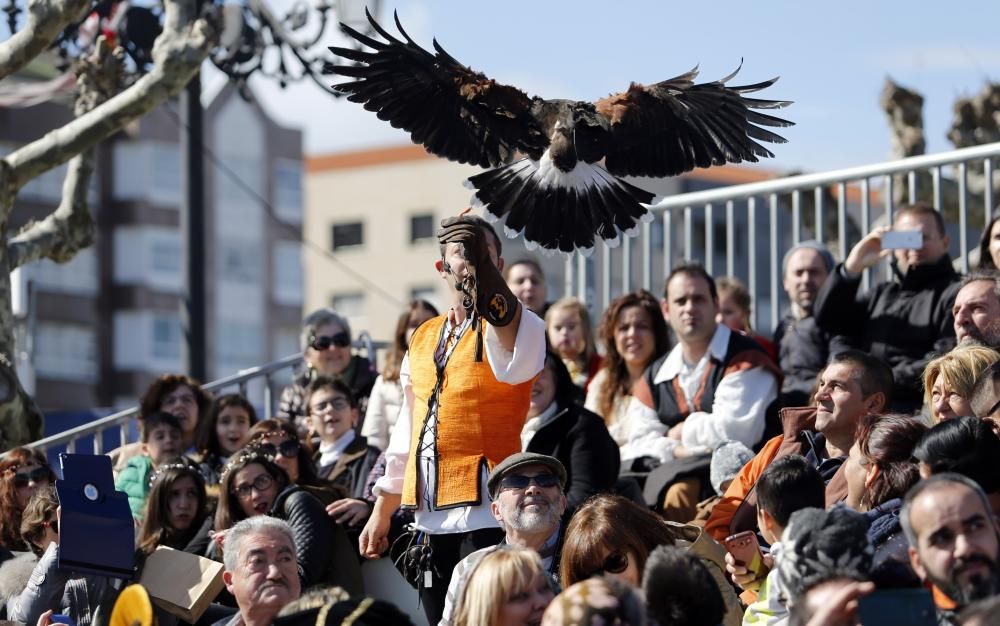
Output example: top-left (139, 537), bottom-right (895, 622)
top-left (401, 315), bottom-right (535, 509)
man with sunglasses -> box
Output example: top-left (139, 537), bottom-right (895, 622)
top-left (439, 452), bottom-right (567, 626)
top-left (360, 213), bottom-right (546, 625)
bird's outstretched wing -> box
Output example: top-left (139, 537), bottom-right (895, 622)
top-left (594, 65), bottom-right (793, 178)
top-left (327, 10), bottom-right (549, 169)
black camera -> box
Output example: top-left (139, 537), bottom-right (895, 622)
top-left (55, 453), bottom-right (135, 579)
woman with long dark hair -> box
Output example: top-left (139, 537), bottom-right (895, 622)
top-left (137, 460), bottom-right (210, 555)
top-left (0, 447), bottom-right (55, 552)
top-left (584, 290), bottom-right (670, 447)
top-left (196, 394), bottom-right (257, 486)
top-left (245, 419), bottom-right (342, 504)
top-left (976, 209), bottom-right (1000, 270)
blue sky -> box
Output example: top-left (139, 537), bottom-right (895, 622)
top-left (230, 0), bottom-right (1000, 174)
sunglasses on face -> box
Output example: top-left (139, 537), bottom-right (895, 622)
top-left (311, 398), bottom-right (351, 414)
top-left (13, 467), bottom-right (50, 489)
top-left (498, 472), bottom-right (561, 492)
top-left (583, 552), bottom-right (630, 580)
top-left (311, 332), bottom-right (351, 351)
top-left (233, 473), bottom-right (274, 500)
top-left (254, 439), bottom-right (301, 459)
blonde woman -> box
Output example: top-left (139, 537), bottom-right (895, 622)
top-left (922, 344), bottom-right (1000, 422)
top-left (454, 547), bottom-right (555, 626)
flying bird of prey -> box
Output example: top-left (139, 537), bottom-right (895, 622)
top-left (328, 11), bottom-right (793, 254)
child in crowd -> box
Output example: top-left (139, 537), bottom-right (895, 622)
top-left (196, 394), bottom-right (257, 486)
top-left (115, 411), bottom-right (182, 522)
top-left (730, 455), bottom-right (824, 626)
top-left (545, 297), bottom-right (602, 392)
top-left (716, 277), bottom-right (778, 362)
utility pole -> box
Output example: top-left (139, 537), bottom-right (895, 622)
top-left (180, 73), bottom-right (206, 382)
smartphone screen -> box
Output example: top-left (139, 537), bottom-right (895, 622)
top-left (880, 230), bottom-right (923, 250)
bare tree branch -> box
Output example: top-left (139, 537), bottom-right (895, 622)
top-left (4, 0), bottom-right (218, 197)
top-left (0, 0), bottom-right (91, 82)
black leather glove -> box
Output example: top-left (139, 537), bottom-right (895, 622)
top-left (437, 216), bottom-right (518, 327)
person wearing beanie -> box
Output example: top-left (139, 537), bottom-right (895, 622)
top-left (691, 441), bottom-right (754, 526)
top-left (773, 240), bottom-right (853, 408)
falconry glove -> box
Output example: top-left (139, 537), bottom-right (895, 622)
top-left (437, 217), bottom-right (518, 328)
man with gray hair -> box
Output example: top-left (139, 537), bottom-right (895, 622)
top-left (902, 473), bottom-right (1000, 624)
top-left (438, 452), bottom-right (567, 626)
top-left (213, 517), bottom-right (302, 626)
top-left (773, 241), bottom-right (852, 407)
top-left (953, 271), bottom-right (1000, 349)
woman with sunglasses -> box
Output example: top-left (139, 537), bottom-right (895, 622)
top-left (278, 308), bottom-right (378, 438)
top-left (195, 394), bottom-right (258, 487)
top-left (363, 300), bottom-right (438, 451)
top-left (0, 447), bottom-right (55, 552)
top-left (213, 449), bottom-right (362, 594)
top-left (245, 419), bottom-right (344, 504)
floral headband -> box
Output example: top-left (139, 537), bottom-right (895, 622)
top-left (147, 461), bottom-right (205, 489)
top-left (219, 447), bottom-right (275, 483)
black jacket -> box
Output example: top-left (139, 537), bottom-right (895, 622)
top-left (270, 485), bottom-right (363, 594)
top-left (525, 402), bottom-right (621, 518)
top-left (314, 435), bottom-right (382, 500)
top-left (814, 256), bottom-right (961, 411)
top-left (773, 313), bottom-right (855, 408)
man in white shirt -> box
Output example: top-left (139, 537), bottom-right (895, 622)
top-left (630, 263), bottom-right (779, 522)
top-left (357, 213), bottom-right (546, 624)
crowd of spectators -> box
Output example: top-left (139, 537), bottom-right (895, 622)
top-left (5, 205), bottom-right (1000, 626)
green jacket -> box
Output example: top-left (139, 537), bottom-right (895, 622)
top-left (115, 454), bottom-right (153, 522)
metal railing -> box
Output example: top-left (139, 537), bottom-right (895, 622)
top-left (563, 142), bottom-right (1000, 334)
top-left (7, 331), bottom-right (386, 457)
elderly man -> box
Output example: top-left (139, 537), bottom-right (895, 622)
top-left (438, 452), bottom-right (567, 626)
top-left (814, 202), bottom-right (961, 412)
top-left (902, 473), bottom-right (1000, 625)
top-left (953, 272), bottom-right (1000, 348)
top-left (214, 517), bottom-right (302, 626)
top-left (773, 241), bottom-right (853, 407)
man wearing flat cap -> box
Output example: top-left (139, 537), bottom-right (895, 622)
top-left (359, 213), bottom-right (546, 625)
top-left (438, 452), bottom-right (567, 626)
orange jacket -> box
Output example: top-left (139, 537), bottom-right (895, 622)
top-left (401, 316), bottom-right (534, 509)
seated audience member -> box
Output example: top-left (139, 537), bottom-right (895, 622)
top-left (914, 416), bottom-right (1000, 514)
top-left (843, 414), bottom-right (925, 577)
top-left (814, 202), bottom-right (961, 412)
top-left (440, 453), bottom-right (567, 626)
top-left (778, 507), bottom-right (874, 624)
top-left (273, 587), bottom-right (415, 626)
top-left (307, 378), bottom-right (380, 502)
top-left (110, 374), bottom-right (213, 474)
top-left (727, 456), bottom-right (825, 626)
top-left (279, 308), bottom-right (378, 436)
top-left (716, 276), bottom-right (778, 362)
top-left (522, 354), bottom-right (619, 518)
top-left (545, 297), bottom-right (602, 392)
top-left (453, 548), bottom-right (554, 626)
top-left (215, 450), bottom-right (361, 594)
top-left (976, 210), bottom-right (1000, 271)
top-left (197, 394), bottom-right (257, 487)
top-left (505, 257), bottom-right (548, 317)
top-left (137, 459), bottom-right (211, 555)
top-left (6, 487), bottom-right (118, 626)
top-left (0, 447), bottom-right (55, 552)
top-left (214, 517), bottom-right (302, 626)
top-left (922, 345), bottom-right (1000, 422)
top-left (630, 264), bottom-right (780, 523)
top-left (643, 545), bottom-right (727, 626)
top-left (115, 412), bottom-right (183, 522)
top-left (541, 576), bottom-right (646, 626)
top-left (706, 350), bottom-right (893, 543)
top-left (584, 290), bottom-right (671, 449)
top-left (960, 596), bottom-right (1000, 626)
top-left (970, 361), bottom-right (1000, 424)
top-left (363, 300), bottom-right (438, 451)
top-left (773, 241), bottom-right (850, 408)
top-left (953, 272), bottom-right (1000, 348)
top-left (692, 441), bottom-right (755, 526)
top-left (246, 420), bottom-right (341, 504)
top-left (902, 473), bottom-right (1000, 623)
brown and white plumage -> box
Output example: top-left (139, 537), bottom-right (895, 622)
top-left (327, 11), bottom-right (793, 254)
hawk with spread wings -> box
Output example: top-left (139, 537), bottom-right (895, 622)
top-left (328, 11), bottom-right (793, 254)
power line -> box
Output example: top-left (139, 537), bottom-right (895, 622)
top-left (161, 98), bottom-right (405, 308)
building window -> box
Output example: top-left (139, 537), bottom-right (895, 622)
top-left (151, 314), bottom-right (181, 360)
top-left (410, 214), bottom-right (434, 243)
top-left (331, 222), bottom-right (364, 250)
top-left (34, 323), bottom-right (97, 382)
top-left (274, 160), bottom-right (303, 223)
top-left (150, 236), bottom-right (181, 273)
top-left (331, 292), bottom-right (365, 318)
top-left (272, 242), bottom-right (303, 305)
top-left (410, 286), bottom-right (437, 306)
top-left (218, 241), bottom-right (261, 283)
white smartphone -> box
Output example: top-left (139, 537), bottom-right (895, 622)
top-left (880, 230), bottom-right (923, 250)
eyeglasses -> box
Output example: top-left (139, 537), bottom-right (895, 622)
top-left (310, 398), bottom-right (351, 414)
top-left (254, 439), bottom-right (301, 459)
top-left (581, 552), bottom-right (629, 580)
top-left (13, 467), bottom-right (50, 489)
top-left (311, 332), bottom-right (351, 351)
top-left (232, 473), bottom-right (274, 499)
top-left (498, 472), bottom-right (561, 492)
